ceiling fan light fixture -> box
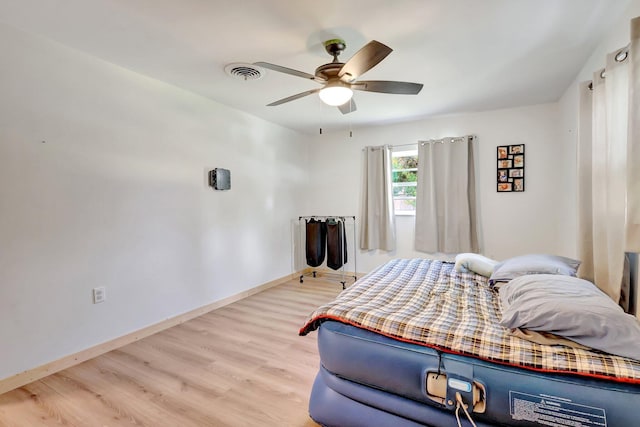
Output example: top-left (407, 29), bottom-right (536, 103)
top-left (319, 85), bottom-right (353, 106)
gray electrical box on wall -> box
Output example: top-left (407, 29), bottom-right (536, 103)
top-left (209, 168), bottom-right (231, 190)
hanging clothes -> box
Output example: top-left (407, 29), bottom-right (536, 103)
top-left (305, 219), bottom-right (327, 267)
top-left (326, 218), bottom-right (348, 270)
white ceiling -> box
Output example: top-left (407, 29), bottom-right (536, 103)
top-left (0, 0), bottom-right (631, 134)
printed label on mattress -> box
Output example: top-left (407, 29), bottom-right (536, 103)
top-left (509, 391), bottom-right (606, 427)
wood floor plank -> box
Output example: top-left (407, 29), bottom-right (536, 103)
top-left (0, 277), bottom-right (339, 426)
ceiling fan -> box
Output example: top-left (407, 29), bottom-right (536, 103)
top-left (255, 39), bottom-right (423, 114)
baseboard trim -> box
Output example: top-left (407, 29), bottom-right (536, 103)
top-left (0, 273), bottom-right (297, 395)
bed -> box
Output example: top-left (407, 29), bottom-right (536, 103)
top-left (300, 258), bottom-right (640, 427)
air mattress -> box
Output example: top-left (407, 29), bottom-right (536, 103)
top-left (312, 320), bottom-right (640, 427)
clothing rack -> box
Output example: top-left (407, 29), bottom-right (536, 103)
top-left (298, 215), bottom-right (357, 289)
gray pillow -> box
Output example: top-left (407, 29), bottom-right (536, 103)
top-left (499, 274), bottom-right (640, 361)
top-left (489, 254), bottom-right (580, 286)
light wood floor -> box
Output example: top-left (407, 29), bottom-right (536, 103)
top-left (0, 277), bottom-right (345, 427)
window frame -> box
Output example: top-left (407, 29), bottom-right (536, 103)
top-left (391, 148), bottom-right (418, 216)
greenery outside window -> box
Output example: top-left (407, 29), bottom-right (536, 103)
top-left (392, 149), bottom-right (418, 215)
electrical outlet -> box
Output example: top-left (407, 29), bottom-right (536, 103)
top-left (93, 287), bottom-right (106, 304)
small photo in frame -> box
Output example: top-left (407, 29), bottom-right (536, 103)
top-left (498, 183), bottom-right (512, 192)
top-left (514, 178), bottom-right (524, 192)
top-left (497, 144), bottom-right (525, 192)
top-left (513, 155), bottom-right (524, 168)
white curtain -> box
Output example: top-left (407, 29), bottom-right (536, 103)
top-left (578, 16), bottom-right (640, 304)
top-left (414, 136), bottom-right (478, 254)
top-left (360, 145), bottom-right (395, 251)
top-left (628, 18), bottom-right (640, 251)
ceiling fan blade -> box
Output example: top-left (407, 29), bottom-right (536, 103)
top-left (338, 40), bottom-right (392, 82)
top-left (267, 88), bottom-right (320, 106)
top-left (254, 61), bottom-right (324, 82)
top-left (353, 80), bottom-right (423, 95)
top-left (338, 99), bottom-right (357, 115)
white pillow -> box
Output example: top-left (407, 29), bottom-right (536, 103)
top-left (454, 253), bottom-right (499, 278)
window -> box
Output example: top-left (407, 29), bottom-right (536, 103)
top-left (391, 149), bottom-right (418, 215)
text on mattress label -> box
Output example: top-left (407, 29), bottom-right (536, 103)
top-left (509, 391), bottom-right (606, 427)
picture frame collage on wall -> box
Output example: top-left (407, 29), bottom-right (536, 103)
top-left (497, 144), bottom-right (525, 192)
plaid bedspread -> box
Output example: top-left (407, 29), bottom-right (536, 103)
top-left (300, 258), bottom-right (640, 384)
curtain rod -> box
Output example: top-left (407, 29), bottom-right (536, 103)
top-left (362, 135), bottom-right (476, 151)
top-left (418, 135), bottom-right (475, 145)
top-left (298, 215), bottom-right (356, 220)
top-left (389, 142), bottom-right (419, 149)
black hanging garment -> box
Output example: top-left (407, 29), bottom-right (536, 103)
top-left (305, 219), bottom-right (327, 267)
top-left (326, 218), bottom-right (348, 270)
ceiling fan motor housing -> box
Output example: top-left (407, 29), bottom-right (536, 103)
top-left (324, 39), bottom-right (347, 59)
top-left (315, 62), bottom-right (343, 80)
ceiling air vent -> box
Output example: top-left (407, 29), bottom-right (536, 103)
top-left (225, 63), bottom-right (264, 81)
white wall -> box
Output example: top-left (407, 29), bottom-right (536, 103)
top-left (306, 103), bottom-right (566, 273)
top-left (0, 23), bottom-right (309, 380)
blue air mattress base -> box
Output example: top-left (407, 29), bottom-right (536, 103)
top-left (310, 320), bottom-right (640, 427)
